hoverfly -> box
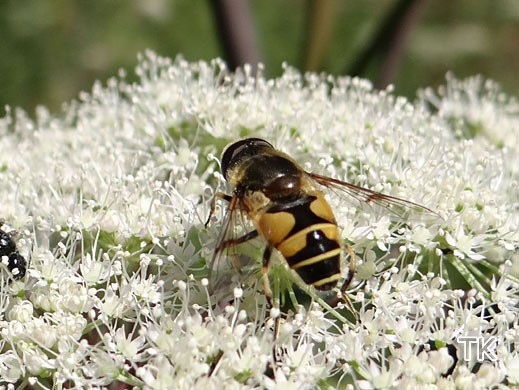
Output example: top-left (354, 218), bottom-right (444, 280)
top-left (206, 138), bottom-right (437, 306)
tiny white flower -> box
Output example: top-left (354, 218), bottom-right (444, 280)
top-left (7, 301), bottom-right (34, 322)
top-left (0, 351), bottom-right (23, 383)
top-left (21, 343), bottom-right (56, 375)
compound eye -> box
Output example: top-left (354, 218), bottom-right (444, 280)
top-left (221, 138), bottom-right (273, 179)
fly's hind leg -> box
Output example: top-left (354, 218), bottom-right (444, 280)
top-left (262, 245), bottom-right (283, 371)
top-left (339, 244), bottom-right (359, 321)
top-left (340, 244), bottom-right (356, 295)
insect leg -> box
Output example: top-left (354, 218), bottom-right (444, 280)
top-left (261, 245), bottom-right (274, 307)
top-left (216, 229), bottom-right (259, 251)
top-left (205, 192), bottom-right (233, 227)
top-left (340, 244), bottom-right (358, 321)
top-left (216, 229), bottom-right (259, 273)
top-left (208, 349), bottom-right (224, 377)
top-left (340, 244), bottom-right (356, 295)
top-left (261, 244), bottom-right (283, 371)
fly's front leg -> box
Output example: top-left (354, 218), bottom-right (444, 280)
top-left (205, 192), bottom-right (233, 227)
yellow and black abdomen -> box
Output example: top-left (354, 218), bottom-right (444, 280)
top-left (257, 193), bottom-right (343, 290)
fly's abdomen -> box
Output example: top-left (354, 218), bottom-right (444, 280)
top-left (257, 193), bottom-right (342, 290)
top-left (280, 224), bottom-right (341, 290)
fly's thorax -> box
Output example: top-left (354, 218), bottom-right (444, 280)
top-left (225, 146), bottom-right (303, 190)
top-left (262, 174), bottom-right (302, 200)
top-left (221, 138), bottom-right (274, 181)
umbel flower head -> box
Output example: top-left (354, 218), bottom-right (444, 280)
top-left (0, 51), bottom-right (517, 388)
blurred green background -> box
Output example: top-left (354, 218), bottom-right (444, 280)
top-left (0, 0), bottom-right (517, 117)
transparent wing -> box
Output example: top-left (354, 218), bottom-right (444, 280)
top-left (208, 195), bottom-right (259, 300)
top-left (307, 172), bottom-right (441, 223)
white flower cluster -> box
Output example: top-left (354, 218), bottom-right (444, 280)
top-left (0, 52), bottom-right (517, 388)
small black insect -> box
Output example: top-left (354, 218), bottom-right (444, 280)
top-left (0, 223), bottom-right (27, 280)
